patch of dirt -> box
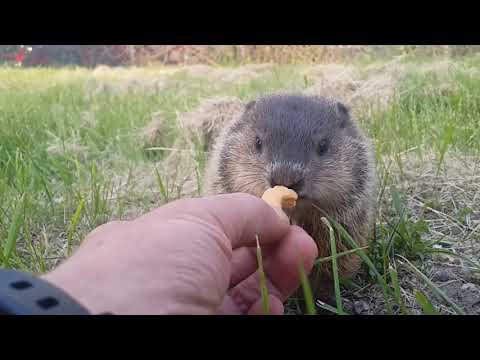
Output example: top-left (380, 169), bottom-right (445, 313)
top-left (343, 261), bottom-right (480, 315)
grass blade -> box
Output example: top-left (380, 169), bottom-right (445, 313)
top-left (398, 255), bottom-right (466, 315)
top-left (67, 197), bottom-right (85, 257)
top-left (315, 246), bottom-right (369, 265)
top-left (321, 217), bottom-right (345, 315)
top-left (255, 235), bottom-right (270, 315)
top-left (3, 194), bottom-right (25, 268)
top-left (298, 259), bottom-right (317, 315)
top-left (435, 124), bottom-right (455, 176)
top-left (388, 265), bottom-right (409, 315)
top-left (391, 186), bottom-right (404, 217)
top-left (23, 217), bottom-right (46, 273)
top-left (194, 164), bottom-right (202, 197)
top-left (414, 290), bottom-right (440, 315)
top-left (315, 300), bottom-right (341, 315)
top-left (154, 166), bottom-right (169, 202)
top-left (323, 214), bottom-right (393, 315)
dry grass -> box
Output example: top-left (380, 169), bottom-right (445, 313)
top-left (176, 96), bottom-right (245, 151)
top-left (395, 152), bottom-right (479, 247)
top-left (139, 111), bottom-right (170, 147)
top-left (298, 57), bottom-right (480, 124)
top-left (175, 64), bottom-right (274, 87)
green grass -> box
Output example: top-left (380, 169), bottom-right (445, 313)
top-left (298, 257), bottom-right (317, 315)
top-left (256, 235), bottom-right (270, 315)
top-left (365, 61), bottom-right (480, 158)
top-left (1, 58), bottom-right (479, 315)
top-left (321, 217), bottom-right (346, 315)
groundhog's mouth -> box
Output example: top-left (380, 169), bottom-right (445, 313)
top-left (289, 196), bottom-right (312, 211)
top-left (296, 193), bottom-right (312, 203)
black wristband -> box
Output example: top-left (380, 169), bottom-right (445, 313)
top-left (0, 269), bottom-right (91, 315)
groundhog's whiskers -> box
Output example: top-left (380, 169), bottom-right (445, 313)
top-left (237, 179), bottom-right (264, 190)
top-left (311, 203), bottom-right (328, 217)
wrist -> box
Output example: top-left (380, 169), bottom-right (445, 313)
top-left (0, 268), bottom-right (91, 315)
top-left (41, 269), bottom-right (105, 315)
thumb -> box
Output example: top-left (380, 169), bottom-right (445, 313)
top-left (146, 193), bottom-right (291, 249)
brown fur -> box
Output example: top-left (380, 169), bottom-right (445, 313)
top-left (204, 93), bottom-right (376, 300)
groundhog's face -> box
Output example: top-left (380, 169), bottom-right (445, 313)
top-left (218, 94), bottom-right (370, 211)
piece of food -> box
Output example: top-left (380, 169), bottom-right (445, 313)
top-left (261, 185), bottom-right (298, 209)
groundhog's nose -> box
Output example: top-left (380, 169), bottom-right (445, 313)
top-left (269, 162), bottom-right (306, 194)
top-left (270, 176), bottom-right (305, 193)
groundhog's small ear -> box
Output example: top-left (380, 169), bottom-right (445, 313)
top-left (245, 100), bottom-right (256, 112)
top-left (336, 101), bottom-right (351, 127)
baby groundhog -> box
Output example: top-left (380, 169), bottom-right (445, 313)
top-left (204, 93), bottom-right (376, 300)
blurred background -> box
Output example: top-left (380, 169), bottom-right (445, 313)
top-left (2, 45), bottom-right (480, 67)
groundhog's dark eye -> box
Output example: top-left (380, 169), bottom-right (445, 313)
top-left (317, 139), bottom-right (328, 156)
top-left (255, 136), bottom-right (263, 153)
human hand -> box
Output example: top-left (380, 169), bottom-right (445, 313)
top-left (42, 193), bottom-right (318, 315)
